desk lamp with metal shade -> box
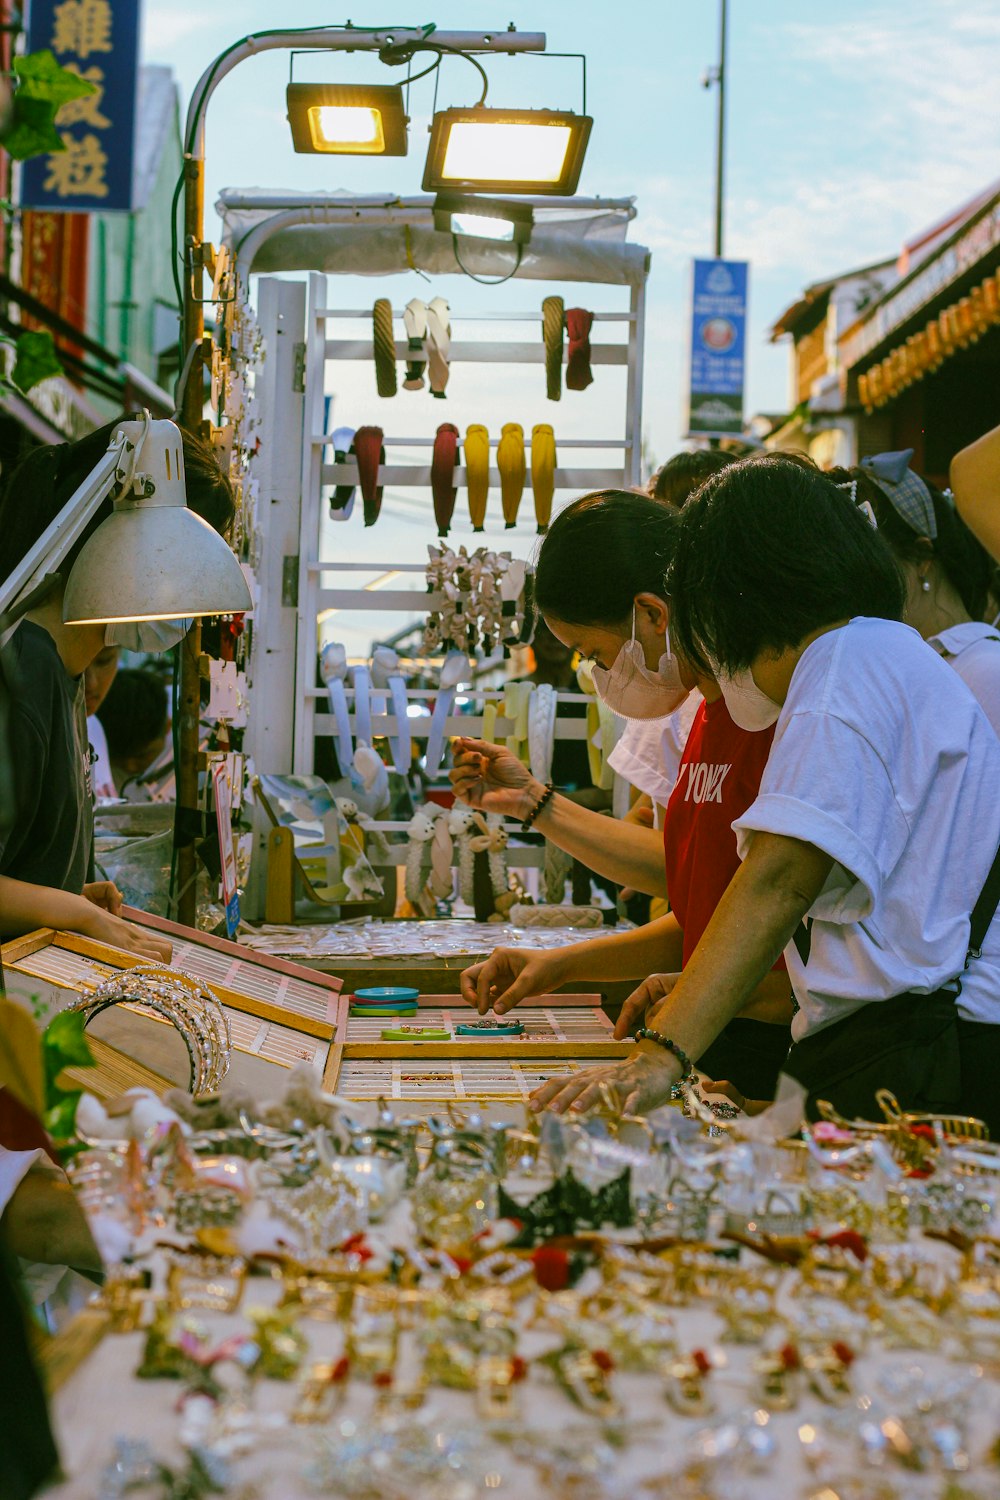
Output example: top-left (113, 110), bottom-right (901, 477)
top-left (0, 412), bottom-right (252, 975)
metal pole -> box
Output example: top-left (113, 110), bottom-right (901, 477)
top-left (713, 0), bottom-right (727, 259)
top-left (176, 147), bottom-right (206, 926)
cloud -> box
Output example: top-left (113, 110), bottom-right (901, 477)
top-left (142, 6), bottom-right (220, 57)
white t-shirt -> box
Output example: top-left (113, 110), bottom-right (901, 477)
top-left (926, 621), bottom-right (1000, 740)
top-left (733, 618), bottom-right (1000, 1037)
top-left (607, 693), bottom-right (702, 810)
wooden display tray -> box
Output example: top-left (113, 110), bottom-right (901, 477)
top-left (1, 922), bottom-right (343, 1098)
top-left (2, 913), bottom-right (627, 1111)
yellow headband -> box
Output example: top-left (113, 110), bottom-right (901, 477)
top-left (531, 424), bottom-right (557, 534)
top-left (497, 422), bottom-right (526, 529)
top-left (465, 424), bottom-right (490, 532)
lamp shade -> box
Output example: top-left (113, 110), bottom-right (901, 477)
top-left (63, 504), bottom-right (252, 623)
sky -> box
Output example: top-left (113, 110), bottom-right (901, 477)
top-left (139, 0), bottom-right (1000, 652)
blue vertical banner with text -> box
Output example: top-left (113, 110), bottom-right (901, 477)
top-left (21, 0), bottom-right (141, 211)
top-left (685, 258), bottom-right (749, 438)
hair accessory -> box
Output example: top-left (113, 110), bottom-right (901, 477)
top-left (528, 680), bottom-right (557, 783)
top-left (542, 295), bottom-right (564, 401)
top-left (423, 545), bottom-right (529, 657)
top-left (503, 680), bottom-right (533, 765)
top-left (352, 660), bottom-right (372, 749)
top-left (565, 308), bottom-right (594, 391)
top-left (465, 424), bottom-right (490, 531)
top-left (531, 424), bottom-right (557, 533)
top-left (330, 426), bottom-right (356, 519)
top-left (371, 645), bottom-right (410, 775)
top-left (403, 298), bottom-right (427, 390)
top-left (354, 426), bottom-right (386, 527)
top-left (71, 966), bottom-right (231, 1096)
top-left (372, 299), bottom-right (398, 398)
top-left (431, 423), bottom-right (461, 537)
top-left (860, 448), bottom-right (936, 539)
top-left (497, 423), bottom-right (526, 528)
top-left (425, 650), bottom-right (469, 776)
top-left (320, 642), bottom-right (354, 774)
top-left (521, 781), bottom-right (555, 832)
top-left (426, 296), bottom-right (451, 398)
top-left (633, 1027), bottom-right (695, 1078)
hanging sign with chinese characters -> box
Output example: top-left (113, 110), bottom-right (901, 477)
top-left (685, 258), bottom-right (749, 438)
top-left (20, 0), bottom-right (140, 211)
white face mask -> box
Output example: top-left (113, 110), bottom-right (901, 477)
top-left (105, 618), bottom-right (193, 653)
top-left (716, 665), bottom-right (781, 731)
top-left (591, 609), bottom-right (690, 721)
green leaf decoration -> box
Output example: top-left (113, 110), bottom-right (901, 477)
top-left (3, 51), bottom-right (97, 161)
top-left (43, 1009), bottom-right (95, 1082)
top-left (13, 50), bottom-right (97, 106)
top-left (43, 1089), bottom-right (84, 1144)
top-left (11, 330), bottom-right (63, 393)
top-left (2, 96), bottom-right (64, 161)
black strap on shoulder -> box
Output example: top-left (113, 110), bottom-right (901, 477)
top-left (967, 837), bottom-right (1000, 966)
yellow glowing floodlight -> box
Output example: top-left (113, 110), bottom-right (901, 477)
top-left (286, 83), bottom-right (408, 156)
top-left (422, 107), bottom-right (592, 195)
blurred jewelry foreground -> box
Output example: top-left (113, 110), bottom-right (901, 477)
top-left (36, 1058), bottom-right (1000, 1499)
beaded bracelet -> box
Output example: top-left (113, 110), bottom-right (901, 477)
top-left (633, 1027), bottom-right (695, 1078)
top-left (521, 781), bottom-right (555, 832)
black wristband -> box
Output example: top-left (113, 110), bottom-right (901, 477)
top-left (633, 1027), bottom-right (695, 1077)
top-left (521, 781), bottom-right (555, 832)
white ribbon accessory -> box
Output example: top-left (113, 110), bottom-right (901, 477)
top-left (527, 681), bottom-right (557, 784)
top-left (371, 645), bottom-right (410, 776)
top-left (425, 651), bottom-right (469, 778)
top-left (352, 662), bottom-right (372, 749)
top-left (320, 641), bottom-right (353, 773)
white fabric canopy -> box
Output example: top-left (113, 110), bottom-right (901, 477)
top-left (217, 190), bottom-right (650, 287)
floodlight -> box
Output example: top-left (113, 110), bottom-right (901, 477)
top-left (286, 82), bottom-right (408, 156)
top-left (422, 107), bottom-right (592, 195)
top-left (432, 192), bottom-right (534, 244)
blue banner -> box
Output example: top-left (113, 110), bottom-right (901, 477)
top-left (21, 0), bottom-right (141, 212)
top-left (686, 258), bottom-right (749, 438)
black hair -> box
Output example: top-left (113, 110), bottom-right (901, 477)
top-left (651, 448), bottom-right (738, 508)
top-left (667, 454), bottom-right (906, 673)
top-left (0, 418), bottom-right (235, 582)
top-left (853, 469), bottom-right (993, 622)
top-left (534, 489), bottom-right (678, 627)
top-left (97, 668), bottom-right (169, 760)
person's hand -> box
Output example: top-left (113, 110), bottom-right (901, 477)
top-left (459, 946), bottom-right (568, 1015)
top-left (529, 1044), bottom-right (681, 1115)
top-left (450, 737), bottom-right (545, 820)
top-left (82, 880), bottom-right (123, 916)
top-left (613, 971), bottom-right (682, 1039)
top-left (700, 1079), bottom-right (768, 1116)
top-left (79, 904), bottom-right (172, 963)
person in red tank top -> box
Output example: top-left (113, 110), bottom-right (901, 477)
top-left (453, 489), bottom-right (793, 1100)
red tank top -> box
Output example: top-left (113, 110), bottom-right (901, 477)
top-left (663, 696), bottom-right (779, 965)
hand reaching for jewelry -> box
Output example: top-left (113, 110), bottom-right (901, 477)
top-left (613, 972), bottom-right (682, 1040)
top-left (528, 1044), bottom-right (682, 1116)
top-left (450, 737), bottom-right (545, 821)
top-left (459, 946), bottom-right (568, 1015)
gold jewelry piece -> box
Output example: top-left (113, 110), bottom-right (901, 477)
top-left (166, 1252), bottom-right (246, 1313)
top-left (664, 1351), bottom-right (714, 1417)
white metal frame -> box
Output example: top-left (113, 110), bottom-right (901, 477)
top-left (238, 204), bottom-right (647, 779)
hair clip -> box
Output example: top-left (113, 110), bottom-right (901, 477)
top-left (664, 1348), bottom-right (715, 1417)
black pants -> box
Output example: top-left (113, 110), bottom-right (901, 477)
top-left (956, 1019), bottom-right (1000, 1140)
top-left (783, 990), bottom-right (973, 1127)
top-left (696, 1018), bottom-right (791, 1103)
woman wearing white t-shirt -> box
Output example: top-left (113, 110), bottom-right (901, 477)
top-left (832, 452), bottom-right (1000, 738)
top-left (531, 455), bottom-right (1000, 1133)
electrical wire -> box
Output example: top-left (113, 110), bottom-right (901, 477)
top-left (451, 234), bottom-right (524, 285)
